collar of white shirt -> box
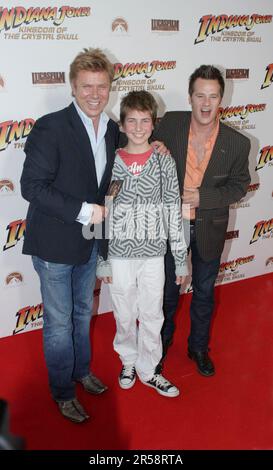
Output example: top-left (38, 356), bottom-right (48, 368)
top-left (73, 100), bottom-right (109, 154)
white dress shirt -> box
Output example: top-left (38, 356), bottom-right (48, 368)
top-left (73, 100), bottom-right (109, 225)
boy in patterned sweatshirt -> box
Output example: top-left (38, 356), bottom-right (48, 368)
top-left (97, 91), bottom-right (188, 397)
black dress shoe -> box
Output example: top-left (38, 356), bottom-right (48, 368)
top-left (188, 348), bottom-right (215, 377)
top-left (57, 398), bottom-right (90, 423)
top-left (78, 373), bottom-right (108, 395)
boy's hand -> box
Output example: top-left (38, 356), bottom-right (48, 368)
top-left (182, 187), bottom-right (200, 208)
top-left (102, 276), bottom-right (112, 284)
top-left (151, 140), bottom-right (170, 156)
top-left (175, 276), bottom-right (186, 286)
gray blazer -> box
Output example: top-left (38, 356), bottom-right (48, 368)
top-left (153, 111), bottom-right (251, 261)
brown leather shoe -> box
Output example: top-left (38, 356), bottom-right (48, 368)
top-left (78, 373), bottom-right (108, 395)
top-left (57, 398), bottom-right (90, 423)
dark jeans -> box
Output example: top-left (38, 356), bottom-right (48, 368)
top-left (163, 225), bottom-right (220, 352)
top-left (32, 242), bottom-right (98, 401)
top-left (162, 242), bottom-right (180, 344)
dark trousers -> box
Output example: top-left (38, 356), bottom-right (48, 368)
top-left (162, 225), bottom-right (221, 352)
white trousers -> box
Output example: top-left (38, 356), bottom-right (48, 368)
top-left (110, 257), bottom-right (165, 381)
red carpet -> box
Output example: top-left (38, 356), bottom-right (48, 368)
top-left (0, 273), bottom-right (272, 450)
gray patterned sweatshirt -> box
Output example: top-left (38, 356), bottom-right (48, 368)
top-left (96, 150), bottom-right (188, 277)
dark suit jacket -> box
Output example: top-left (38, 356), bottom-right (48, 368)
top-left (153, 111), bottom-right (251, 261)
top-left (20, 103), bottom-right (119, 264)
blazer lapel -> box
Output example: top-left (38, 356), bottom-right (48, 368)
top-left (178, 113), bottom-right (191, 188)
top-left (66, 103), bottom-right (98, 189)
top-left (201, 122), bottom-right (227, 184)
top-left (98, 123), bottom-right (115, 191)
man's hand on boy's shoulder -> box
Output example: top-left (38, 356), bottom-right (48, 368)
top-left (151, 140), bottom-right (170, 156)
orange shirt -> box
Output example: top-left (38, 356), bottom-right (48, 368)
top-left (183, 121), bottom-right (219, 220)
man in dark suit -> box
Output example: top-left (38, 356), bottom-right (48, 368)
top-left (20, 48), bottom-right (119, 423)
top-left (154, 65), bottom-right (251, 377)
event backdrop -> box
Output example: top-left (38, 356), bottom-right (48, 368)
top-left (0, 0), bottom-right (272, 338)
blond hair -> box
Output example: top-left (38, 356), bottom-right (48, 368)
top-left (69, 48), bottom-right (114, 83)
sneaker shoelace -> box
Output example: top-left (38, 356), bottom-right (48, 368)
top-left (121, 365), bottom-right (135, 378)
top-left (152, 374), bottom-right (173, 388)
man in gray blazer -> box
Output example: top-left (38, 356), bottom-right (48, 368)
top-left (154, 65), bottom-right (251, 377)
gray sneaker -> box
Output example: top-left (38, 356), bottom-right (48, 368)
top-left (78, 373), bottom-right (108, 395)
top-left (57, 398), bottom-right (90, 423)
